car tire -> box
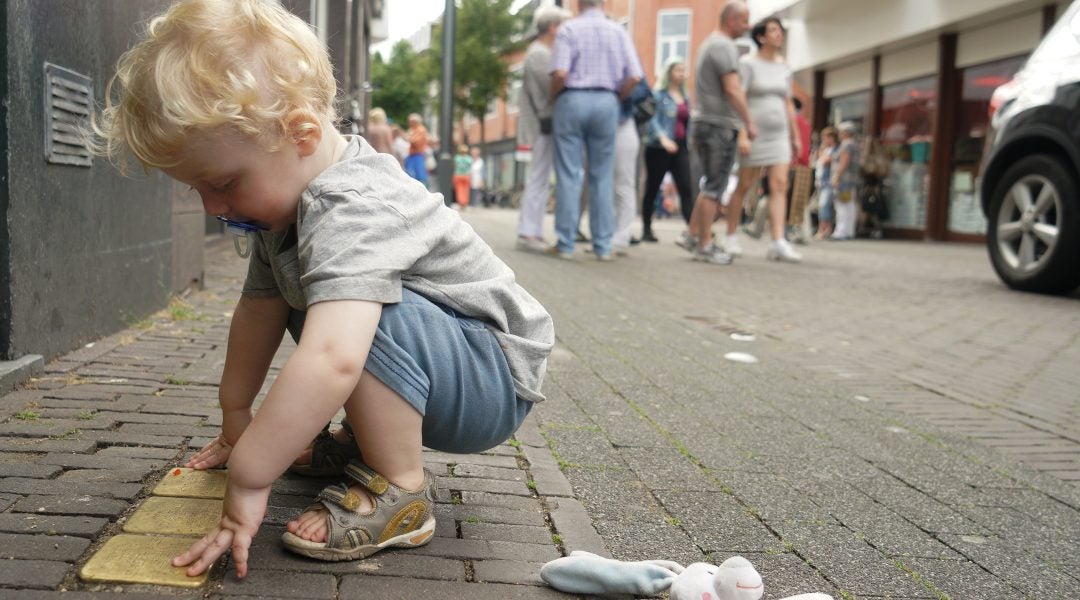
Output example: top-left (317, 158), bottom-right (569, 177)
top-left (986, 153), bottom-right (1080, 293)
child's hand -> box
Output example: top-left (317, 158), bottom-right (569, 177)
top-left (185, 435), bottom-right (233, 470)
top-left (172, 483), bottom-right (270, 578)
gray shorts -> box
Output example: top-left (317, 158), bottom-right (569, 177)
top-left (286, 289), bottom-right (529, 454)
top-left (691, 122), bottom-right (739, 200)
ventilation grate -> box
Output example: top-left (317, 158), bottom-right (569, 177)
top-left (44, 63), bottom-right (93, 167)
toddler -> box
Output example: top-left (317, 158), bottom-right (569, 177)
top-left (93, 0), bottom-right (553, 578)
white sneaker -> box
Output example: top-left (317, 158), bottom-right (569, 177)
top-left (516, 236), bottom-right (550, 253)
top-left (722, 234), bottom-right (743, 257)
top-left (766, 239), bottom-right (802, 263)
top-left (693, 243), bottom-right (734, 265)
top-left (675, 231), bottom-right (698, 252)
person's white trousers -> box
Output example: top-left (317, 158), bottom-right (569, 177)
top-left (612, 119), bottom-right (640, 248)
top-left (833, 192), bottom-right (858, 238)
top-left (516, 134), bottom-right (554, 238)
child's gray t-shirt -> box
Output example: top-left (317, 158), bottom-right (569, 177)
top-left (242, 136), bottom-right (554, 403)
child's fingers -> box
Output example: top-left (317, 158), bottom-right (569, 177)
top-left (173, 531), bottom-right (214, 567)
top-left (185, 529), bottom-right (233, 576)
top-left (231, 533), bottom-right (253, 579)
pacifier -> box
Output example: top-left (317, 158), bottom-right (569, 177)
top-left (217, 216), bottom-right (268, 258)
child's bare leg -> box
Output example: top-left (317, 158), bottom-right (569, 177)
top-left (286, 369), bottom-right (423, 543)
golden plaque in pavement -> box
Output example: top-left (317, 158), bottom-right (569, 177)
top-left (152, 467), bottom-right (227, 498)
top-left (123, 496), bottom-right (222, 536)
top-left (79, 534), bottom-right (208, 588)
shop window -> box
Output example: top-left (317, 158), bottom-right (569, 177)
top-left (656, 10), bottom-right (691, 76)
top-left (947, 55), bottom-right (1026, 235)
top-left (879, 75), bottom-right (935, 230)
top-left (826, 91), bottom-right (869, 133)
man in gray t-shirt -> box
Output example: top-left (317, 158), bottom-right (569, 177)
top-left (683, 1), bottom-right (756, 265)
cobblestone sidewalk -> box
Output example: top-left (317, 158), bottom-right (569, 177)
top-left (0, 237), bottom-right (593, 598)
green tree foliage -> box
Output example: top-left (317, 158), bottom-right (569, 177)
top-left (371, 40), bottom-right (430, 126)
top-left (429, 0), bottom-right (528, 143)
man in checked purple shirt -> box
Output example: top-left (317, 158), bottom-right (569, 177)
top-left (547, 0), bottom-right (642, 261)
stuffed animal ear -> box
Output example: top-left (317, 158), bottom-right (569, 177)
top-left (540, 551), bottom-right (682, 597)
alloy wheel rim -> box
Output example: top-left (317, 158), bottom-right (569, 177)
top-left (996, 174), bottom-right (1061, 273)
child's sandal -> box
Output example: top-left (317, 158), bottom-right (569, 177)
top-left (281, 460), bottom-right (437, 561)
top-left (287, 422), bottom-right (361, 477)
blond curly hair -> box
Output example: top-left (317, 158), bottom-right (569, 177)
top-left (92, 0), bottom-right (337, 171)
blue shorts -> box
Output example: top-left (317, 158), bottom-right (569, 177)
top-left (286, 289), bottom-right (529, 454)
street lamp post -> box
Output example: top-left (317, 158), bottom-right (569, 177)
top-left (437, 0), bottom-right (456, 203)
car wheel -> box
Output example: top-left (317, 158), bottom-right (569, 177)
top-left (987, 153), bottom-right (1080, 293)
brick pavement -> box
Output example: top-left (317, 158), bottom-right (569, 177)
top-left (465, 209), bottom-right (1079, 599)
top-left (1, 210), bottom-right (1078, 599)
top-left (0, 237), bottom-right (589, 598)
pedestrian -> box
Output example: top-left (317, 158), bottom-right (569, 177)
top-left (390, 125), bottom-right (409, 166)
top-left (786, 98), bottom-right (814, 244)
top-left (612, 77), bottom-right (652, 256)
top-left (812, 126), bottom-right (838, 240)
top-left (640, 57), bottom-right (694, 243)
top-left (92, 0), bottom-right (553, 578)
top-left (724, 16), bottom-right (803, 262)
top-left (548, 0), bottom-right (643, 261)
top-left (680, 1), bottom-right (755, 264)
top-left (515, 4), bottom-right (571, 253)
top-left (364, 107), bottom-right (394, 155)
top-left (404, 113), bottom-right (430, 185)
top-left (469, 146), bottom-right (486, 206)
top-left (453, 144), bottom-right (472, 210)
top-left (830, 121), bottom-right (861, 239)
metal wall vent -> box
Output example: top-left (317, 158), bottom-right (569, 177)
top-left (44, 63), bottom-right (93, 167)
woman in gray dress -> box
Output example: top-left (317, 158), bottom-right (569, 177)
top-left (723, 17), bottom-right (803, 262)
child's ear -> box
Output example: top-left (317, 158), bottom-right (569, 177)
top-left (284, 109), bottom-right (323, 157)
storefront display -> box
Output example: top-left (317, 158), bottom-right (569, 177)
top-left (878, 76), bottom-right (936, 230)
top-left (947, 55), bottom-right (1027, 235)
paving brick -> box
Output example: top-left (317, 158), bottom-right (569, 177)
top-left (79, 431), bottom-right (185, 448)
top-left (220, 569), bottom-right (337, 598)
top-left (461, 522), bottom-right (553, 545)
top-left (0, 493), bottom-right (18, 512)
top-left (0, 532), bottom-right (91, 561)
top-left (473, 559), bottom-right (548, 586)
top-left (0, 478), bottom-right (142, 500)
top-left (56, 468), bottom-right (152, 483)
top-left (94, 445), bottom-right (179, 460)
top-left (339, 575), bottom-right (573, 598)
top-left (411, 537), bottom-right (560, 563)
top-left (436, 475), bottom-right (532, 496)
top-left (900, 557), bottom-right (1018, 599)
top-left (452, 463), bottom-right (527, 481)
top-left (422, 450), bottom-right (520, 469)
top-left (434, 503), bottom-right (546, 527)
top-left (0, 558), bottom-right (71, 588)
top-left (39, 452), bottom-right (164, 471)
top-left (461, 490), bottom-right (542, 511)
top-left (545, 497), bottom-right (610, 558)
top-left (11, 494), bottom-right (130, 517)
top-left (0, 513), bottom-right (108, 537)
top-left (94, 411), bottom-right (203, 425)
top-left (117, 422), bottom-right (210, 437)
top-left (0, 463), bottom-right (62, 479)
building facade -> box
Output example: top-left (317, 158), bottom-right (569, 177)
top-left (468, 0), bottom-right (1070, 243)
top-left (767, 0), bottom-right (1073, 241)
top-left (0, 0), bottom-right (382, 371)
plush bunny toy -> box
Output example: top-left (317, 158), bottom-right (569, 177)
top-left (539, 551), bottom-right (834, 600)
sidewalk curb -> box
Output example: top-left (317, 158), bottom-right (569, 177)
top-left (0, 354), bottom-right (43, 394)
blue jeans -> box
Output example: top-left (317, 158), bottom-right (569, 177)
top-left (285, 289), bottom-right (529, 454)
top-left (553, 90), bottom-right (618, 257)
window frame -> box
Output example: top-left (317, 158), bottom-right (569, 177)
top-left (655, 9), bottom-right (692, 79)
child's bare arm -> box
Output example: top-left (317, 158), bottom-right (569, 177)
top-left (218, 294), bottom-right (291, 441)
top-left (186, 294), bottom-right (289, 469)
top-left (175, 299), bottom-right (382, 577)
